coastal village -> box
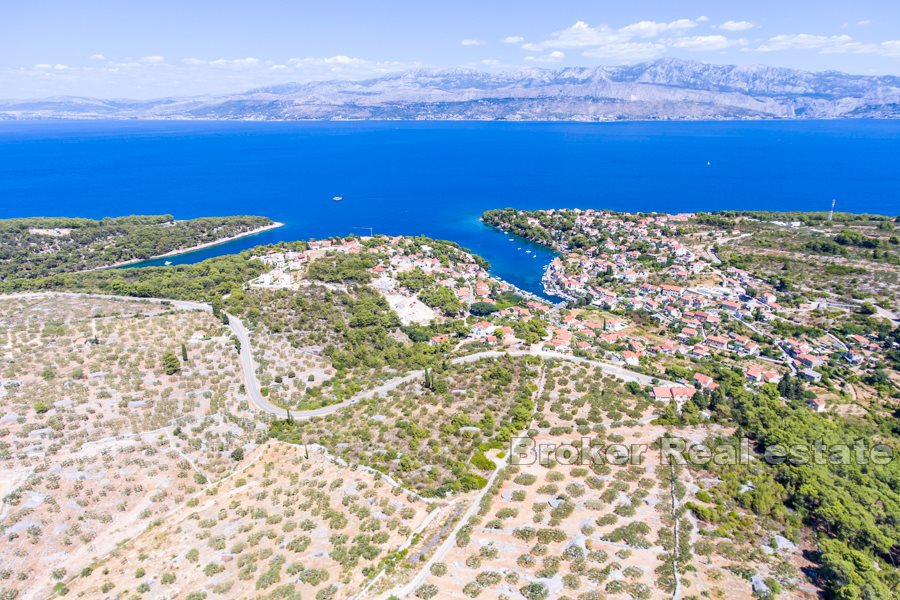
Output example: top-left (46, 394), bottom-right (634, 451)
top-left (2, 211), bottom-right (896, 600)
top-left (242, 209), bottom-right (889, 415)
top-left (487, 209), bottom-right (892, 410)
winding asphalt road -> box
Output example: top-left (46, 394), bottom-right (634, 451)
top-left (2, 292), bottom-right (674, 422)
top-left (229, 310), bottom-right (428, 419)
top-left (234, 342), bottom-right (675, 421)
top-left (5, 291), bottom-right (681, 599)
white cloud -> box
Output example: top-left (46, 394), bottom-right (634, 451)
top-left (528, 20), bottom-right (671, 59)
top-left (697, 16), bottom-right (710, 23)
top-left (460, 39), bottom-right (486, 46)
top-left (184, 57), bottom-right (261, 68)
top-left (754, 33), bottom-right (900, 57)
top-left (288, 55), bottom-right (365, 66)
top-left (756, 34), bottom-right (852, 52)
top-left (619, 19), bottom-right (697, 38)
top-left (857, 20), bottom-right (872, 26)
top-left (671, 35), bottom-right (746, 51)
top-left (582, 42), bottom-right (666, 62)
top-left (480, 59), bottom-right (501, 66)
top-left (89, 54), bottom-right (106, 61)
top-left (719, 20), bottom-right (755, 32)
top-left (284, 55), bottom-right (420, 77)
top-left (139, 55), bottom-right (166, 64)
top-left (535, 21), bottom-right (616, 49)
top-left (507, 17), bottom-right (897, 66)
top-left (4, 53), bottom-right (421, 99)
top-left (518, 18), bottom-right (744, 62)
top-left (525, 51), bottom-right (565, 63)
top-left (225, 57), bottom-right (259, 67)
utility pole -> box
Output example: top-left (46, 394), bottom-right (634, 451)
top-left (352, 226), bottom-right (374, 237)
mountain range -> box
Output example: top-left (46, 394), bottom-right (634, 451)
top-left (2, 58), bottom-right (899, 121)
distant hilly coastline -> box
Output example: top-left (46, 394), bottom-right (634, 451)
top-left (1, 58), bottom-right (899, 122)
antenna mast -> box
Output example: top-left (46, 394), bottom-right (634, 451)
top-left (828, 198), bottom-right (836, 222)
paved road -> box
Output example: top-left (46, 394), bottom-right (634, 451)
top-left (5, 291), bottom-right (685, 598)
top-left (230, 307), bottom-right (431, 419)
top-left (268, 348), bottom-right (674, 422)
top-left (227, 312), bottom-right (292, 416)
top-left (461, 349), bottom-right (674, 386)
top-left (0, 291), bottom-right (211, 313)
top-left (2, 292), bottom-right (674, 421)
top-left (735, 316), bottom-right (797, 374)
top-left (240, 345), bottom-right (674, 421)
top-left (707, 233), bottom-right (751, 265)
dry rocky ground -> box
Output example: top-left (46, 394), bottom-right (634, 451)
top-left (414, 363), bottom-right (815, 600)
top-left (65, 442), bottom-right (432, 599)
top-left (252, 328), bottom-right (336, 407)
top-left (270, 356), bottom-right (537, 496)
top-left (0, 295), bottom-right (822, 600)
top-left (0, 296), bottom-right (262, 599)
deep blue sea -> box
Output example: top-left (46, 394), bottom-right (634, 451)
top-left (1, 120), bottom-right (898, 297)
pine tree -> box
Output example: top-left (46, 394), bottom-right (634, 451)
top-left (161, 351), bottom-right (181, 375)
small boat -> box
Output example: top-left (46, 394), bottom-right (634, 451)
top-left (706, 161), bottom-right (711, 166)
top-left (332, 196), bottom-right (343, 201)
top-left (164, 261), bottom-right (173, 266)
top-left (525, 250), bottom-right (532, 254)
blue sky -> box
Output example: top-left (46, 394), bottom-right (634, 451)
top-left (2, 0), bottom-right (899, 98)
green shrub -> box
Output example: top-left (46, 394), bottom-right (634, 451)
top-left (470, 451), bottom-right (496, 472)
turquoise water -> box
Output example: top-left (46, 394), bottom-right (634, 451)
top-left (0, 120), bottom-right (898, 297)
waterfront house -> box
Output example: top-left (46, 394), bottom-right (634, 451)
top-left (622, 351), bottom-right (640, 366)
top-left (796, 353), bottom-right (825, 368)
top-left (693, 373), bottom-right (719, 390)
top-left (705, 335), bottom-right (729, 351)
top-left (746, 367), bottom-right (780, 384)
top-left (471, 321), bottom-right (494, 338)
top-left (651, 386), bottom-right (696, 402)
top-left (806, 397), bottom-right (826, 413)
top-left (799, 369), bottom-right (822, 383)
